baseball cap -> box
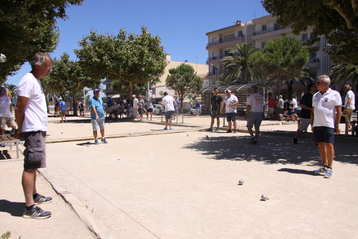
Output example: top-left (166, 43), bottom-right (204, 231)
top-left (93, 89), bottom-right (99, 93)
top-left (225, 89), bottom-right (231, 93)
top-left (132, 94), bottom-right (136, 97)
top-left (163, 92), bottom-right (168, 96)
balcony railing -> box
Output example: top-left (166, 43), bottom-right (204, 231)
top-left (253, 25), bottom-right (289, 36)
top-left (208, 70), bottom-right (221, 75)
top-left (207, 35), bottom-right (244, 46)
top-left (308, 58), bottom-right (319, 63)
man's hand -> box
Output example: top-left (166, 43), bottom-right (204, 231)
top-left (334, 127), bottom-right (340, 134)
top-left (14, 130), bottom-right (23, 139)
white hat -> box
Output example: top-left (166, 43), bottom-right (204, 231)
top-left (132, 95), bottom-right (136, 97)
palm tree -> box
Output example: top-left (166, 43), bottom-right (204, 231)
top-left (329, 62), bottom-right (358, 92)
top-left (4, 83), bottom-right (17, 99)
top-left (220, 42), bottom-right (262, 85)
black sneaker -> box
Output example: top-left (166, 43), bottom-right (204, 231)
top-left (226, 129), bottom-right (232, 133)
top-left (207, 128), bottom-right (213, 132)
top-left (293, 138), bottom-right (297, 144)
top-left (33, 193), bottom-right (52, 204)
top-left (23, 205), bottom-right (51, 219)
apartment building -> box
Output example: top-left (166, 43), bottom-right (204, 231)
top-left (206, 15), bottom-right (333, 88)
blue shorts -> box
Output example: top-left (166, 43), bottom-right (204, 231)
top-left (91, 119), bottom-right (105, 131)
top-left (293, 108), bottom-right (297, 114)
top-left (165, 111), bottom-right (174, 120)
top-left (226, 113), bottom-right (236, 122)
top-left (313, 127), bottom-right (334, 144)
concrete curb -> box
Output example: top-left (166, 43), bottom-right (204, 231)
top-left (38, 168), bottom-right (118, 239)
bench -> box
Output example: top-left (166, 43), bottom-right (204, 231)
top-left (0, 135), bottom-right (21, 159)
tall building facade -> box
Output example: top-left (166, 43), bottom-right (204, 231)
top-left (206, 15), bottom-right (333, 87)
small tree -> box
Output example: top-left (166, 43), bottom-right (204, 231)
top-left (165, 64), bottom-right (203, 111)
top-left (250, 36), bottom-right (309, 96)
top-left (48, 53), bottom-right (100, 115)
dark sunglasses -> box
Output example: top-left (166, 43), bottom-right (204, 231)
top-left (0, 91), bottom-right (6, 93)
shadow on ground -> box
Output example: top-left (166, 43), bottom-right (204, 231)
top-left (0, 200), bottom-right (25, 217)
top-left (183, 134), bottom-right (358, 165)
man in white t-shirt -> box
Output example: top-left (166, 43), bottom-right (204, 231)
top-left (161, 92), bottom-right (177, 130)
top-left (245, 85), bottom-right (265, 145)
top-left (15, 52), bottom-right (53, 219)
top-left (311, 75), bottom-right (342, 179)
top-left (132, 95), bottom-right (139, 121)
top-left (223, 89), bottom-right (239, 133)
top-left (0, 86), bottom-right (17, 138)
top-left (290, 95), bottom-right (298, 121)
top-left (343, 85), bottom-right (355, 130)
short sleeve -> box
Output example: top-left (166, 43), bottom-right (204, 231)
top-left (335, 92), bottom-right (342, 106)
top-left (17, 78), bottom-right (34, 98)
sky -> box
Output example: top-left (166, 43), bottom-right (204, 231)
top-left (6, 0), bottom-right (268, 86)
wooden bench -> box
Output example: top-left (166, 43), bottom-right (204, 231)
top-left (0, 135), bottom-right (21, 159)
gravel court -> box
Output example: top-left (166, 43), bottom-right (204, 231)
top-left (45, 130), bottom-right (358, 239)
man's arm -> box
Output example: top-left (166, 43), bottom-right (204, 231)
top-left (311, 107), bottom-right (315, 132)
top-left (15, 96), bottom-right (30, 138)
top-left (219, 100), bottom-right (223, 114)
top-left (334, 106), bottom-right (342, 134)
top-left (300, 103), bottom-right (312, 111)
top-left (346, 97), bottom-right (352, 107)
top-left (92, 106), bottom-right (99, 120)
top-left (245, 105), bottom-right (251, 118)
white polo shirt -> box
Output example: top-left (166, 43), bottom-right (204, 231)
top-left (17, 73), bottom-right (47, 132)
top-left (247, 93), bottom-right (265, 112)
top-left (312, 88), bottom-right (342, 128)
top-left (0, 95), bottom-right (13, 117)
top-left (345, 90), bottom-right (355, 110)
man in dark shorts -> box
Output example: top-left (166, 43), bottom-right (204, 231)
top-left (311, 75), bottom-right (342, 178)
top-left (15, 52), bottom-right (53, 219)
top-left (208, 87), bottom-right (223, 132)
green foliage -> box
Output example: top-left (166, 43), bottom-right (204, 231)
top-left (329, 62), bottom-right (358, 92)
top-left (48, 52), bottom-right (100, 115)
top-left (0, 0), bottom-right (84, 79)
top-left (3, 83), bottom-right (17, 98)
top-left (1, 231), bottom-right (11, 239)
top-left (250, 36), bottom-right (309, 95)
top-left (165, 63), bottom-right (203, 110)
top-left (262, 0), bottom-right (358, 63)
top-left (220, 42), bottom-right (262, 84)
top-left (75, 26), bottom-right (167, 98)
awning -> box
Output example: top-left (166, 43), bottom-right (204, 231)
top-left (111, 94), bottom-right (120, 98)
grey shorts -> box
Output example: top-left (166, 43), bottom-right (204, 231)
top-left (23, 131), bottom-right (47, 169)
top-left (165, 111), bottom-right (174, 120)
top-left (91, 119), bottom-right (105, 131)
top-left (139, 108), bottom-right (144, 115)
top-left (246, 112), bottom-right (263, 129)
top-left (0, 117), bottom-right (16, 129)
top-left (298, 118), bottom-right (311, 131)
top-left (211, 110), bottom-right (220, 118)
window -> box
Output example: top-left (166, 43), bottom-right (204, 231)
top-left (238, 30), bottom-right (243, 37)
top-left (225, 50), bottom-right (230, 56)
top-left (262, 24), bottom-right (267, 31)
top-left (261, 42), bottom-right (266, 49)
top-left (224, 34), bottom-right (235, 41)
top-left (310, 52), bottom-right (317, 59)
top-left (301, 33), bottom-right (308, 41)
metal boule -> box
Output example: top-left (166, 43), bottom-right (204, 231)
top-left (238, 180), bottom-right (244, 185)
top-left (261, 194), bottom-right (268, 201)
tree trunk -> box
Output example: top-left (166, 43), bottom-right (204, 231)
top-left (72, 91), bottom-right (78, 116)
top-left (288, 80), bottom-right (294, 99)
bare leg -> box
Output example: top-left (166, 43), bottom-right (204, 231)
top-left (228, 121), bottom-right (232, 130)
top-left (210, 117), bottom-right (215, 129)
top-left (93, 130), bottom-right (98, 140)
top-left (22, 169), bottom-right (37, 206)
top-left (216, 118), bottom-right (220, 129)
top-left (247, 127), bottom-right (254, 137)
top-left (233, 121), bottom-right (237, 131)
top-left (100, 128), bottom-right (105, 138)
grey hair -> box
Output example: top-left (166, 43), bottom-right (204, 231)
top-left (344, 85), bottom-right (352, 90)
top-left (250, 85), bottom-right (258, 93)
top-left (30, 52), bottom-right (52, 69)
top-left (279, 95), bottom-right (283, 98)
top-left (318, 75), bottom-right (330, 85)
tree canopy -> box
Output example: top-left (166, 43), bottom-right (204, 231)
top-left (262, 0), bottom-right (358, 63)
top-left (0, 0), bottom-right (84, 80)
top-left (250, 36), bottom-right (309, 96)
top-left (75, 26), bottom-right (167, 98)
top-left (48, 52), bottom-right (100, 115)
top-left (220, 42), bottom-right (262, 84)
top-left (166, 63), bottom-right (203, 110)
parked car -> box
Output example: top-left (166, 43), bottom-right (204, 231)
top-left (153, 104), bottom-right (162, 115)
top-left (190, 105), bottom-right (201, 115)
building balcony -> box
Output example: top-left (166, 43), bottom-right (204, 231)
top-left (302, 40), bottom-right (320, 51)
top-left (207, 71), bottom-right (221, 80)
top-left (206, 55), bottom-right (225, 64)
top-left (306, 58), bottom-right (320, 68)
top-left (206, 36), bottom-right (245, 50)
top-left (252, 26), bottom-right (291, 40)
top-left (103, 78), bottom-right (112, 85)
